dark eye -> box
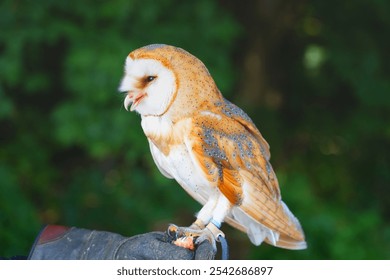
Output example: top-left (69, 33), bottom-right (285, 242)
top-left (146, 76), bottom-right (156, 82)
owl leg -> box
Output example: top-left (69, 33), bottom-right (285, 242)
top-left (191, 194), bottom-right (219, 230)
top-left (194, 194), bottom-right (231, 246)
top-left (167, 194), bottom-right (231, 251)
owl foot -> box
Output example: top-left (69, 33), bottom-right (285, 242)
top-left (167, 222), bottom-right (224, 252)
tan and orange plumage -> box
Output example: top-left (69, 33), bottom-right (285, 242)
top-left (119, 44), bottom-right (306, 250)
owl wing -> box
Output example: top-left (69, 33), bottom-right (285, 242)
top-left (188, 100), bottom-right (306, 249)
top-left (218, 98), bottom-right (271, 161)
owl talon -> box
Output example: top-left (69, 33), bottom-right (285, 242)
top-left (167, 224), bottom-right (201, 251)
top-left (166, 223), bottom-right (224, 252)
top-left (194, 223), bottom-right (224, 249)
top-left (167, 224), bottom-right (179, 240)
top-left (167, 224), bottom-right (202, 240)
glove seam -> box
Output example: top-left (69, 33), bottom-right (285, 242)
top-left (112, 237), bottom-right (134, 259)
top-left (79, 229), bottom-right (96, 260)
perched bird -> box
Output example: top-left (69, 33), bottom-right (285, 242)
top-left (119, 44), bottom-right (306, 251)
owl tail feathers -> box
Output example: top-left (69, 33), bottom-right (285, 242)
top-left (229, 205), bottom-right (307, 250)
top-left (269, 201), bottom-right (307, 250)
top-left (230, 208), bottom-right (279, 247)
top-left (267, 234), bottom-right (307, 250)
top-left (248, 222), bottom-right (307, 250)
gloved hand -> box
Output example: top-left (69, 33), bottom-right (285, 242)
top-left (28, 225), bottom-right (215, 260)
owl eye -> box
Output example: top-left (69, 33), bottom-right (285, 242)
top-left (146, 76), bottom-right (156, 82)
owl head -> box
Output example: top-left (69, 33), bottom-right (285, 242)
top-left (119, 44), bottom-right (222, 119)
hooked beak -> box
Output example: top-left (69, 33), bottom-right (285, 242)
top-left (124, 92), bottom-right (146, 111)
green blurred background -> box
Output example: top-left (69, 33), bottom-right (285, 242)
top-left (1, 0), bottom-right (389, 259)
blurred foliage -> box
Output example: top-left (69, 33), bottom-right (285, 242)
top-left (0, 0), bottom-right (389, 259)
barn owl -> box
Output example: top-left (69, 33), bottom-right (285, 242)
top-left (119, 44), bottom-right (306, 251)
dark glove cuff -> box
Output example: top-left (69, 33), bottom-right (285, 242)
top-left (28, 225), bottom-right (129, 259)
top-left (28, 225), bottom-right (215, 260)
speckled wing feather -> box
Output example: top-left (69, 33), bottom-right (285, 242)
top-left (189, 98), bottom-right (306, 249)
top-left (218, 99), bottom-right (272, 161)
